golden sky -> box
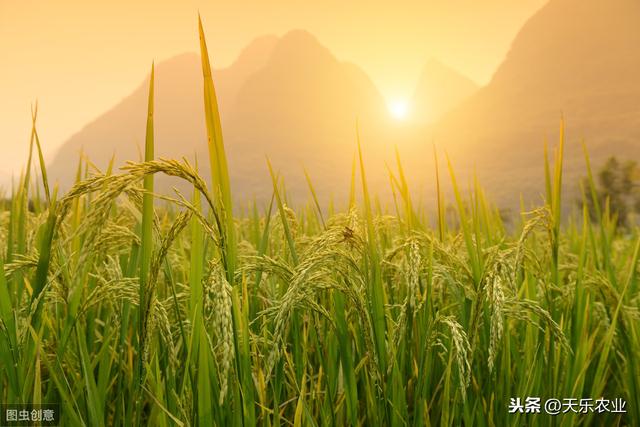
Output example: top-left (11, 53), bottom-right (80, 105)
top-left (0, 0), bottom-right (546, 180)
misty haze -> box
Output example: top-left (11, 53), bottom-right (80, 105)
top-left (1, 0), bottom-right (639, 425)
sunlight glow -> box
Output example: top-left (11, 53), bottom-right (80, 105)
top-left (388, 100), bottom-right (410, 120)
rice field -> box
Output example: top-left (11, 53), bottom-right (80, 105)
top-left (1, 20), bottom-right (639, 426)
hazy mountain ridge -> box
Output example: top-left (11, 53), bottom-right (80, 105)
top-left (47, 0), bottom-right (640, 209)
top-left (425, 0), bottom-right (640, 207)
top-left (225, 30), bottom-right (392, 199)
top-left (47, 34), bottom-right (281, 189)
top-left (49, 29), bottom-right (449, 202)
top-left (411, 59), bottom-right (478, 124)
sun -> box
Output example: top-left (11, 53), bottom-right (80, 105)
top-left (388, 100), bottom-right (410, 120)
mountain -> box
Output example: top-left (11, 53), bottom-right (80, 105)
top-left (214, 35), bottom-right (279, 103)
top-left (426, 0), bottom-right (640, 207)
top-left (411, 59), bottom-right (478, 124)
top-left (49, 0), bottom-right (640, 211)
top-left (225, 30), bottom-right (389, 200)
top-left (47, 30), bottom-right (391, 202)
top-left (47, 35), bottom-right (278, 191)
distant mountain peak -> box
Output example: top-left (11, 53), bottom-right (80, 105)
top-left (229, 34), bottom-right (279, 70)
top-left (268, 29), bottom-right (335, 66)
top-left (47, 29), bottom-right (390, 201)
top-left (279, 29), bottom-right (324, 46)
top-left (423, 57), bottom-right (462, 72)
top-left (490, 0), bottom-right (640, 90)
top-left (428, 0), bottom-right (640, 209)
top-left (411, 58), bottom-right (478, 124)
top-left (419, 58), bottom-right (477, 88)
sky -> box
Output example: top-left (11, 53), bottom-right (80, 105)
top-left (0, 0), bottom-right (546, 181)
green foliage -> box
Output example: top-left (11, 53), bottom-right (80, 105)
top-left (0, 20), bottom-right (638, 427)
top-left (582, 156), bottom-right (640, 227)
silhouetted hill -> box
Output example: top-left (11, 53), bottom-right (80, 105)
top-left (48, 30), bottom-right (392, 203)
top-left (49, 2), bottom-right (640, 211)
top-left (215, 35), bottom-right (279, 102)
top-left (425, 0), bottom-right (640, 208)
top-left (226, 30), bottom-right (390, 200)
top-left (47, 36), bottom-right (278, 191)
top-left (411, 59), bottom-right (478, 124)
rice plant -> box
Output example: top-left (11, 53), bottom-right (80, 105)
top-left (0, 18), bottom-right (638, 426)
